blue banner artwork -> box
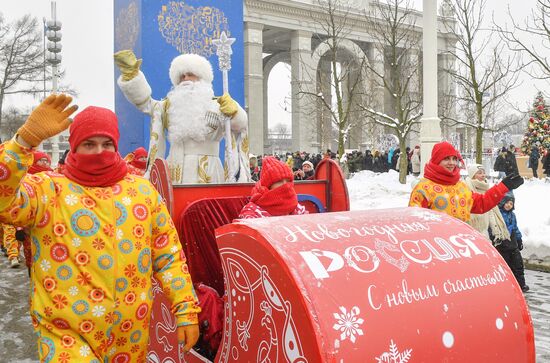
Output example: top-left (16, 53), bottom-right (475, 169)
top-left (113, 0), bottom-right (244, 158)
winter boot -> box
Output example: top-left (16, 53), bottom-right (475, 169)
top-left (521, 285), bottom-right (530, 293)
top-left (10, 258), bottom-right (20, 268)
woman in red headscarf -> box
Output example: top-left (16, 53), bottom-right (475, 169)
top-left (238, 156), bottom-right (307, 218)
top-left (409, 141), bottom-right (524, 222)
top-left (124, 146), bottom-right (148, 176)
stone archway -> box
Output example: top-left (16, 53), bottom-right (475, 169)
top-left (310, 39), bottom-right (371, 150)
top-left (263, 52), bottom-right (291, 153)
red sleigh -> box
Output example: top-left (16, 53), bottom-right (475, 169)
top-left (147, 158), bottom-right (535, 363)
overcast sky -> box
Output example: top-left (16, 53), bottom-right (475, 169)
top-left (2, 0), bottom-right (545, 129)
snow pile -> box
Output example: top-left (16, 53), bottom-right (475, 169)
top-left (514, 178), bottom-right (550, 248)
top-left (347, 170), bottom-right (550, 248)
top-left (347, 169), bottom-right (415, 210)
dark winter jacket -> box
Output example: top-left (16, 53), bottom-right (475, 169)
top-left (498, 196), bottom-right (523, 242)
top-left (529, 147), bottom-right (540, 169)
top-left (494, 150), bottom-right (518, 176)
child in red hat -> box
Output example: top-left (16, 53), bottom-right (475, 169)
top-left (125, 146), bottom-right (148, 176)
top-left (238, 156), bottom-right (307, 218)
top-left (409, 141), bottom-right (524, 222)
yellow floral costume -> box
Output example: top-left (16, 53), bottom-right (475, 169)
top-left (0, 140), bottom-right (200, 362)
top-left (1, 223), bottom-right (19, 260)
top-left (409, 178), bottom-right (507, 222)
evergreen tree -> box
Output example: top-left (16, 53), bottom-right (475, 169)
top-left (521, 92), bottom-right (550, 154)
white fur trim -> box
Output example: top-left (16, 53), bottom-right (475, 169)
top-left (169, 54), bottom-right (213, 86)
top-left (117, 71), bottom-right (152, 106)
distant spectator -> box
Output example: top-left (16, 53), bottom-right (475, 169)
top-left (249, 154), bottom-right (260, 182)
top-left (528, 145), bottom-right (540, 179)
top-left (364, 150), bottom-right (373, 171)
top-left (294, 160), bottom-right (315, 180)
top-left (411, 145), bottom-right (421, 176)
top-left (543, 148), bottom-right (550, 177)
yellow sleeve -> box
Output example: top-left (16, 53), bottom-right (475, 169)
top-left (149, 188), bottom-right (201, 326)
top-left (0, 139), bottom-right (44, 228)
top-left (408, 183), bottom-right (429, 209)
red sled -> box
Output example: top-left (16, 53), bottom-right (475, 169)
top-left (147, 158), bottom-right (535, 363)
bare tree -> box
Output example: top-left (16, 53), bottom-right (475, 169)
top-left (0, 13), bottom-right (45, 128)
top-left (359, 0), bottom-right (422, 184)
top-left (269, 122), bottom-right (291, 139)
top-left (298, 0), bottom-right (367, 158)
top-left (495, 0), bottom-right (550, 82)
top-left (0, 12), bottom-right (76, 131)
top-left (441, 0), bottom-right (522, 163)
top-left (1, 105), bottom-right (28, 140)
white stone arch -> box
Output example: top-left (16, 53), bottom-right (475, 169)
top-left (311, 39), bottom-right (371, 149)
top-left (263, 52), bottom-right (291, 151)
top-left (311, 38), bottom-right (370, 76)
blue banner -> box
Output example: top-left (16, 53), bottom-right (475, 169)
top-left (113, 0), bottom-right (244, 157)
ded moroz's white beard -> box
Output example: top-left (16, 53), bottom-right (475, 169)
top-left (166, 80), bottom-right (218, 143)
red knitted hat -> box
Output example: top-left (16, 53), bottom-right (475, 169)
top-left (133, 147), bottom-right (148, 159)
top-left (260, 156), bottom-right (293, 188)
top-left (69, 106), bottom-right (120, 152)
top-left (32, 151), bottom-right (51, 164)
top-left (430, 141), bottom-right (460, 165)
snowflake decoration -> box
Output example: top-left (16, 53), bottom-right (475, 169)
top-left (68, 286), bottom-right (79, 296)
top-left (162, 272), bottom-right (173, 283)
top-left (72, 237), bottom-right (82, 247)
top-left (64, 194), bottom-right (78, 206)
top-left (375, 339), bottom-right (413, 363)
top-left (332, 306), bottom-right (364, 343)
top-left (79, 345), bottom-right (91, 357)
top-left (122, 196), bottom-right (132, 206)
top-left (40, 259), bottom-right (51, 272)
top-left (92, 305), bottom-right (106, 317)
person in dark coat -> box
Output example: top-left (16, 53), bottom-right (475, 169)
top-left (363, 150), bottom-right (373, 171)
top-left (528, 146), bottom-right (540, 179)
top-left (494, 145), bottom-right (519, 178)
top-left (543, 148), bottom-right (550, 177)
top-left (492, 195), bottom-right (529, 292)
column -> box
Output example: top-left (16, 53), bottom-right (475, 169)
top-left (317, 59), bottom-right (333, 152)
top-left (420, 0), bottom-right (442, 171)
top-left (290, 30), bottom-right (314, 152)
top-left (244, 22), bottom-right (264, 155)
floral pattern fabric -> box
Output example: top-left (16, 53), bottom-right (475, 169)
top-left (409, 178), bottom-right (507, 222)
top-left (0, 140), bottom-right (200, 363)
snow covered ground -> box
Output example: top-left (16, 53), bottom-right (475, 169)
top-left (346, 170), bottom-right (550, 249)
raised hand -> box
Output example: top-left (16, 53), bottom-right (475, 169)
top-left (114, 50), bottom-right (142, 81)
top-left (501, 173), bottom-right (524, 191)
top-left (217, 93), bottom-right (238, 117)
top-left (17, 94), bottom-right (78, 147)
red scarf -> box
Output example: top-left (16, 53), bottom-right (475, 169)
top-left (28, 165), bottom-right (52, 174)
top-left (424, 161), bottom-right (460, 185)
top-left (250, 182), bottom-right (298, 216)
top-left (63, 151), bottom-right (128, 187)
top-left (130, 159), bottom-right (147, 170)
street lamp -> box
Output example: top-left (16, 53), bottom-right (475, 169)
top-left (44, 1), bottom-right (62, 163)
top-left (45, 1), bottom-right (62, 92)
